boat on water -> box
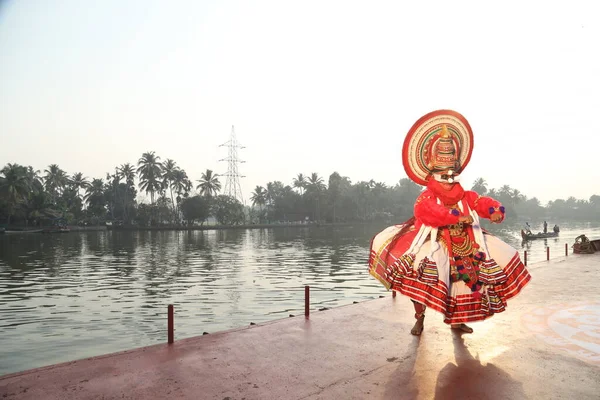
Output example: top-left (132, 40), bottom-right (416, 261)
top-left (572, 235), bottom-right (600, 253)
top-left (521, 229), bottom-right (559, 240)
top-left (42, 226), bottom-right (71, 234)
top-left (3, 229), bottom-right (43, 234)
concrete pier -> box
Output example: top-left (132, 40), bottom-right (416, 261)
top-left (1, 254), bottom-right (599, 399)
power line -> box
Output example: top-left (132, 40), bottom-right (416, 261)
top-left (219, 125), bottom-right (245, 204)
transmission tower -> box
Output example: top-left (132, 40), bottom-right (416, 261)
top-left (219, 125), bottom-right (246, 204)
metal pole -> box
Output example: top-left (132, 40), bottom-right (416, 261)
top-left (547, 247), bottom-right (550, 261)
top-left (524, 251), bottom-right (527, 266)
top-left (565, 243), bottom-right (568, 256)
top-left (168, 304), bottom-right (174, 344)
top-left (305, 286), bottom-right (310, 318)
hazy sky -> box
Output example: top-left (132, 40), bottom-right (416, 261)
top-left (1, 0), bottom-right (598, 205)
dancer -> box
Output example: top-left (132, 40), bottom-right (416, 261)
top-left (369, 110), bottom-right (531, 335)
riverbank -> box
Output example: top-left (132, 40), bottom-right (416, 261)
top-left (0, 225), bottom-right (107, 234)
top-left (2, 254), bottom-right (599, 399)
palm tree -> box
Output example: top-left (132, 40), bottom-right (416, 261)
top-left (84, 178), bottom-right (106, 221)
top-left (118, 163), bottom-right (136, 223)
top-left (471, 178), bottom-right (488, 195)
top-left (196, 169), bottom-right (221, 197)
top-left (171, 169), bottom-right (192, 198)
top-left (306, 173), bottom-right (326, 221)
top-left (137, 151), bottom-right (163, 204)
top-left (70, 172), bottom-right (90, 201)
top-left (250, 186), bottom-right (267, 208)
top-left (0, 164), bottom-right (30, 225)
top-left (105, 171), bottom-right (121, 221)
top-left (306, 172), bottom-right (326, 193)
top-left (171, 169), bottom-right (192, 220)
top-left (119, 163), bottom-right (136, 186)
top-left (162, 159), bottom-right (179, 218)
top-left (293, 173), bottom-right (306, 195)
top-left (24, 166), bottom-right (43, 194)
top-left (44, 164), bottom-right (68, 204)
top-left (84, 178), bottom-right (105, 202)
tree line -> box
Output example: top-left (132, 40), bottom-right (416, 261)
top-left (1, 154), bottom-right (599, 227)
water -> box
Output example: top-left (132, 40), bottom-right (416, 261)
top-left (1, 221), bottom-right (598, 375)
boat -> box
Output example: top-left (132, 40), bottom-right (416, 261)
top-left (42, 226), bottom-right (70, 234)
top-left (572, 235), bottom-right (600, 254)
top-left (3, 229), bottom-right (43, 234)
top-left (521, 229), bottom-right (559, 240)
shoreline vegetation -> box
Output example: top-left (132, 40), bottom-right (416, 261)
top-left (2, 153), bottom-right (600, 231)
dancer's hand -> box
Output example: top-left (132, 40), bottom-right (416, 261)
top-left (458, 215), bottom-right (473, 224)
top-left (490, 213), bottom-right (503, 223)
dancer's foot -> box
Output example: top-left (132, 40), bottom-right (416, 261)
top-left (411, 315), bottom-right (425, 335)
top-left (451, 323), bottom-right (473, 333)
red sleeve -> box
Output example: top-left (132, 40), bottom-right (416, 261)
top-left (414, 191), bottom-right (460, 227)
top-left (464, 191), bottom-right (505, 221)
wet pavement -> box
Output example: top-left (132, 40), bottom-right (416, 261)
top-left (1, 254), bottom-right (599, 399)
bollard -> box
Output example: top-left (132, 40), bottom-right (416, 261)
top-left (305, 285), bottom-right (310, 318)
top-left (565, 243), bottom-right (568, 256)
top-left (392, 291), bottom-right (397, 298)
top-left (524, 251), bottom-right (527, 266)
top-left (547, 246), bottom-right (550, 261)
top-left (168, 304), bottom-right (174, 344)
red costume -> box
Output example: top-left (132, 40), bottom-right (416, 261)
top-left (369, 110), bottom-right (531, 330)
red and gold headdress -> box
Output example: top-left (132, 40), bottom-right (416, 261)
top-left (402, 110), bottom-right (474, 186)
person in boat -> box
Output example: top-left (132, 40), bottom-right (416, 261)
top-left (553, 224), bottom-right (560, 233)
top-left (543, 221), bottom-right (548, 233)
top-left (523, 222), bottom-right (532, 235)
top-left (369, 110), bottom-right (532, 335)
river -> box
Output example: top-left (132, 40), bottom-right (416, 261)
top-left (1, 220), bottom-right (598, 375)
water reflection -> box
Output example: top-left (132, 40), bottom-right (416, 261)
top-left (0, 221), bottom-right (599, 375)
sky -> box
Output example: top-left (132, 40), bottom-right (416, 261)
top-left (1, 0), bottom-right (598, 205)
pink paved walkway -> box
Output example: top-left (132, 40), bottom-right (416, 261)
top-left (1, 254), bottom-right (600, 399)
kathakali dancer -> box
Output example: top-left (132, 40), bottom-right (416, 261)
top-left (369, 110), bottom-right (531, 335)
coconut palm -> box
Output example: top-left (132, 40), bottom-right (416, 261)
top-left (171, 169), bottom-right (192, 220)
top-left (24, 166), bottom-right (43, 194)
top-left (305, 173), bottom-right (326, 221)
top-left (70, 172), bottom-right (90, 201)
top-left (292, 173), bottom-right (306, 195)
top-left (250, 186), bottom-right (267, 208)
top-left (84, 179), bottom-right (105, 203)
top-left (196, 169), bottom-right (221, 197)
top-left (119, 163), bottom-right (136, 187)
top-left (105, 171), bottom-right (121, 220)
top-left (162, 159), bottom-right (179, 217)
top-left (137, 151), bottom-right (163, 204)
top-left (84, 178), bottom-right (106, 220)
top-left (117, 163), bottom-right (136, 223)
top-left (306, 172), bottom-right (326, 193)
top-left (471, 178), bottom-right (488, 195)
top-left (0, 164), bottom-right (30, 225)
top-left (44, 164), bottom-right (68, 204)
